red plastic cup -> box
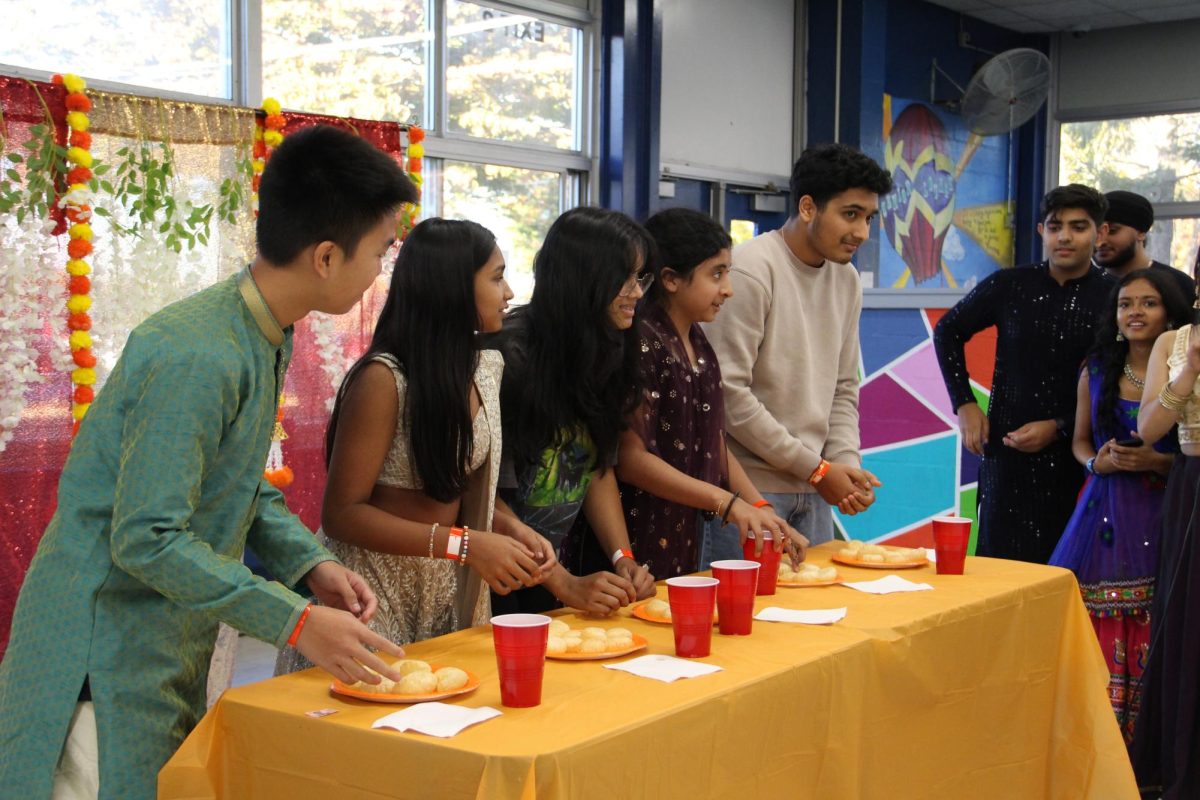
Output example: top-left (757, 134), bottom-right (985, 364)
top-left (742, 533), bottom-right (782, 595)
top-left (932, 516), bottom-right (971, 575)
top-left (490, 613), bottom-right (551, 707)
top-left (711, 560), bottom-right (760, 636)
top-left (666, 576), bottom-right (720, 657)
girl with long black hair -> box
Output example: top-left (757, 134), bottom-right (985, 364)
top-left (616, 208), bottom-right (808, 579)
top-left (277, 219), bottom-right (555, 673)
top-left (1130, 267), bottom-right (1200, 798)
top-left (490, 207), bottom-right (657, 614)
top-left (1049, 268), bottom-right (1191, 743)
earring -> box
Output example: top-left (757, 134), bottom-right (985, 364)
top-left (1168, 322), bottom-right (1175, 330)
top-left (1116, 332), bottom-right (1125, 341)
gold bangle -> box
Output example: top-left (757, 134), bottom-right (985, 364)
top-left (1159, 382), bottom-right (1191, 413)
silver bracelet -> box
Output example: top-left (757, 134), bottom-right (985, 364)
top-left (428, 522), bottom-right (438, 559)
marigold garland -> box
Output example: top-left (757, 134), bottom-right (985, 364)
top-left (52, 73), bottom-right (96, 435)
top-left (251, 98), bottom-right (285, 218)
top-left (399, 125), bottom-right (424, 239)
top-left (263, 401), bottom-right (294, 489)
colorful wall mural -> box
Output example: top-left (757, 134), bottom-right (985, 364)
top-left (871, 94), bottom-right (1015, 291)
top-left (837, 308), bottom-right (997, 552)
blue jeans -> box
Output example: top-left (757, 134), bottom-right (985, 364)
top-left (697, 491), bottom-right (836, 570)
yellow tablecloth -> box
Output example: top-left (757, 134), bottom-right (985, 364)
top-left (159, 543), bottom-right (1138, 799)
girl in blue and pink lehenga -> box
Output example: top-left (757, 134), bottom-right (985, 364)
top-left (1050, 267), bottom-right (1193, 744)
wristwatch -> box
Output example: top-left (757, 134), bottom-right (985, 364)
top-left (1085, 456), bottom-right (1097, 475)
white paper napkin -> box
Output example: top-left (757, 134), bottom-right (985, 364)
top-left (603, 654), bottom-right (724, 683)
top-left (372, 702), bottom-right (501, 738)
top-left (842, 575), bottom-right (934, 594)
top-left (755, 606), bottom-right (847, 624)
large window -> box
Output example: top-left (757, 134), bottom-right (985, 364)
top-left (446, 1), bottom-right (581, 149)
top-left (1, 0), bottom-right (593, 301)
top-left (260, 0), bottom-right (591, 299)
top-left (1060, 111), bottom-right (1200, 275)
top-left (262, 0), bottom-right (430, 123)
top-left (1, 0), bottom-right (234, 99)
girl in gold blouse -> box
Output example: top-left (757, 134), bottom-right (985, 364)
top-left (277, 219), bottom-right (556, 674)
top-left (1130, 301), bottom-right (1200, 798)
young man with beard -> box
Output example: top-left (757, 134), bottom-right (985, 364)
top-left (934, 184), bottom-right (1114, 564)
top-left (1095, 189), bottom-right (1196, 303)
top-left (700, 143), bottom-right (892, 567)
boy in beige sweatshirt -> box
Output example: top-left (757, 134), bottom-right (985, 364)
top-left (701, 144), bottom-right (892, 565)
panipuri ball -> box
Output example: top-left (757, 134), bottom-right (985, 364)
top-left (435, 667), bottom-right (469, 692)
top-left (394, 659), bottom-right (432, 676)
top-left (397, 671), bottom-right (438, 694)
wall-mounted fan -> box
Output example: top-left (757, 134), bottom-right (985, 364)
top-left (959, 48), bottom-right (1051, 135)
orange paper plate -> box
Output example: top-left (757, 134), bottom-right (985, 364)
top-left (547, 633), bottom-right (649, 661)
top-left (330, 667), bottom-right (480, 704)
top-left (831, 554), bottom-right (929, 570)
top-left (631, 602), bottom-right (718, 626)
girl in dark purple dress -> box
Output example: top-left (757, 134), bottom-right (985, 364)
top-left (1049, 268), bottom-right (1191, 744)
top-left (616, 209), bottom-right (806, 578)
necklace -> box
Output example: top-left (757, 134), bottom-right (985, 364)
top-left (1123, 362), bottom-right (1145, 389)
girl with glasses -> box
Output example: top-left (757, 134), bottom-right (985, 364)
top-left (487, 207), bottom-right (656, 615)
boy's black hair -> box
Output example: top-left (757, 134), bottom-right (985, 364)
top-left (642, 208), bottom-right (731, 305)
top-left (1040, 183), bottom-right (1108, 227)
top-left (256, 124), bottom-right (419, 265)
top-left (789, 143), bottom-right (893, 212)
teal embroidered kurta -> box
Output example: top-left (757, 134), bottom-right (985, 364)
top-left (0, 270), bottom-right (332, 799)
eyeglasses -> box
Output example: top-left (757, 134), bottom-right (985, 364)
top-left (618, 271), bottom-right (655, 297)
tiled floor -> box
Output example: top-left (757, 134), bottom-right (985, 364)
top-left (231, 635), bottom-right (279, 687)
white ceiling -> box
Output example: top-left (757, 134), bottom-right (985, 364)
top-left (921, 0), bottom-right (1200, 33)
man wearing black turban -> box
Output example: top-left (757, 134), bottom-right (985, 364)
top-left (1095, 189), bottom-right (1196, 303)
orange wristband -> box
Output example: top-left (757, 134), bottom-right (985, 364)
top-left (752, 499), bottom-right (772, 509)
top-left (611, 547), bottom-right (634, 567)
top-left (808, 459), bottom-right (831, 486)
top-left (446, 526), bottom-right (465, 561)
top-left (287, 604), bottom-right (312, 647)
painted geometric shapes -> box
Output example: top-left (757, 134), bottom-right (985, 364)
top-left (860, 309), bottom-right (930, 378)
top-left (859, 373), bottom-right (954, 451)
top-left (890, 342), bottom-right (956, 422)
top-left (836, 433), bottom-right (959, 542)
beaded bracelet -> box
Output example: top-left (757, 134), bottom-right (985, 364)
top-left (460, 526), bottom-right (471, 565)
top-left (428, 522), bottom-right (438, 559)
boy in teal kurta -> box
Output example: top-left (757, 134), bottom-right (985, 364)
top-left (0, 125), bottom-right (418, 799)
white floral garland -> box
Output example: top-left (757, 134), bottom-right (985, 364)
top-left (308, 311), bottom-right (348, 412)
top-left (0, 213), bottom-right (66, 453)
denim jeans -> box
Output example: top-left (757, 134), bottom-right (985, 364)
top-left (697, 491), bottom-right (835, 570)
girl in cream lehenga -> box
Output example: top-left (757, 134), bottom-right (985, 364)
top-left (277, 219), bottom-right (555, 674)
top-left (1129, 283), bottom-right (1200, 799)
